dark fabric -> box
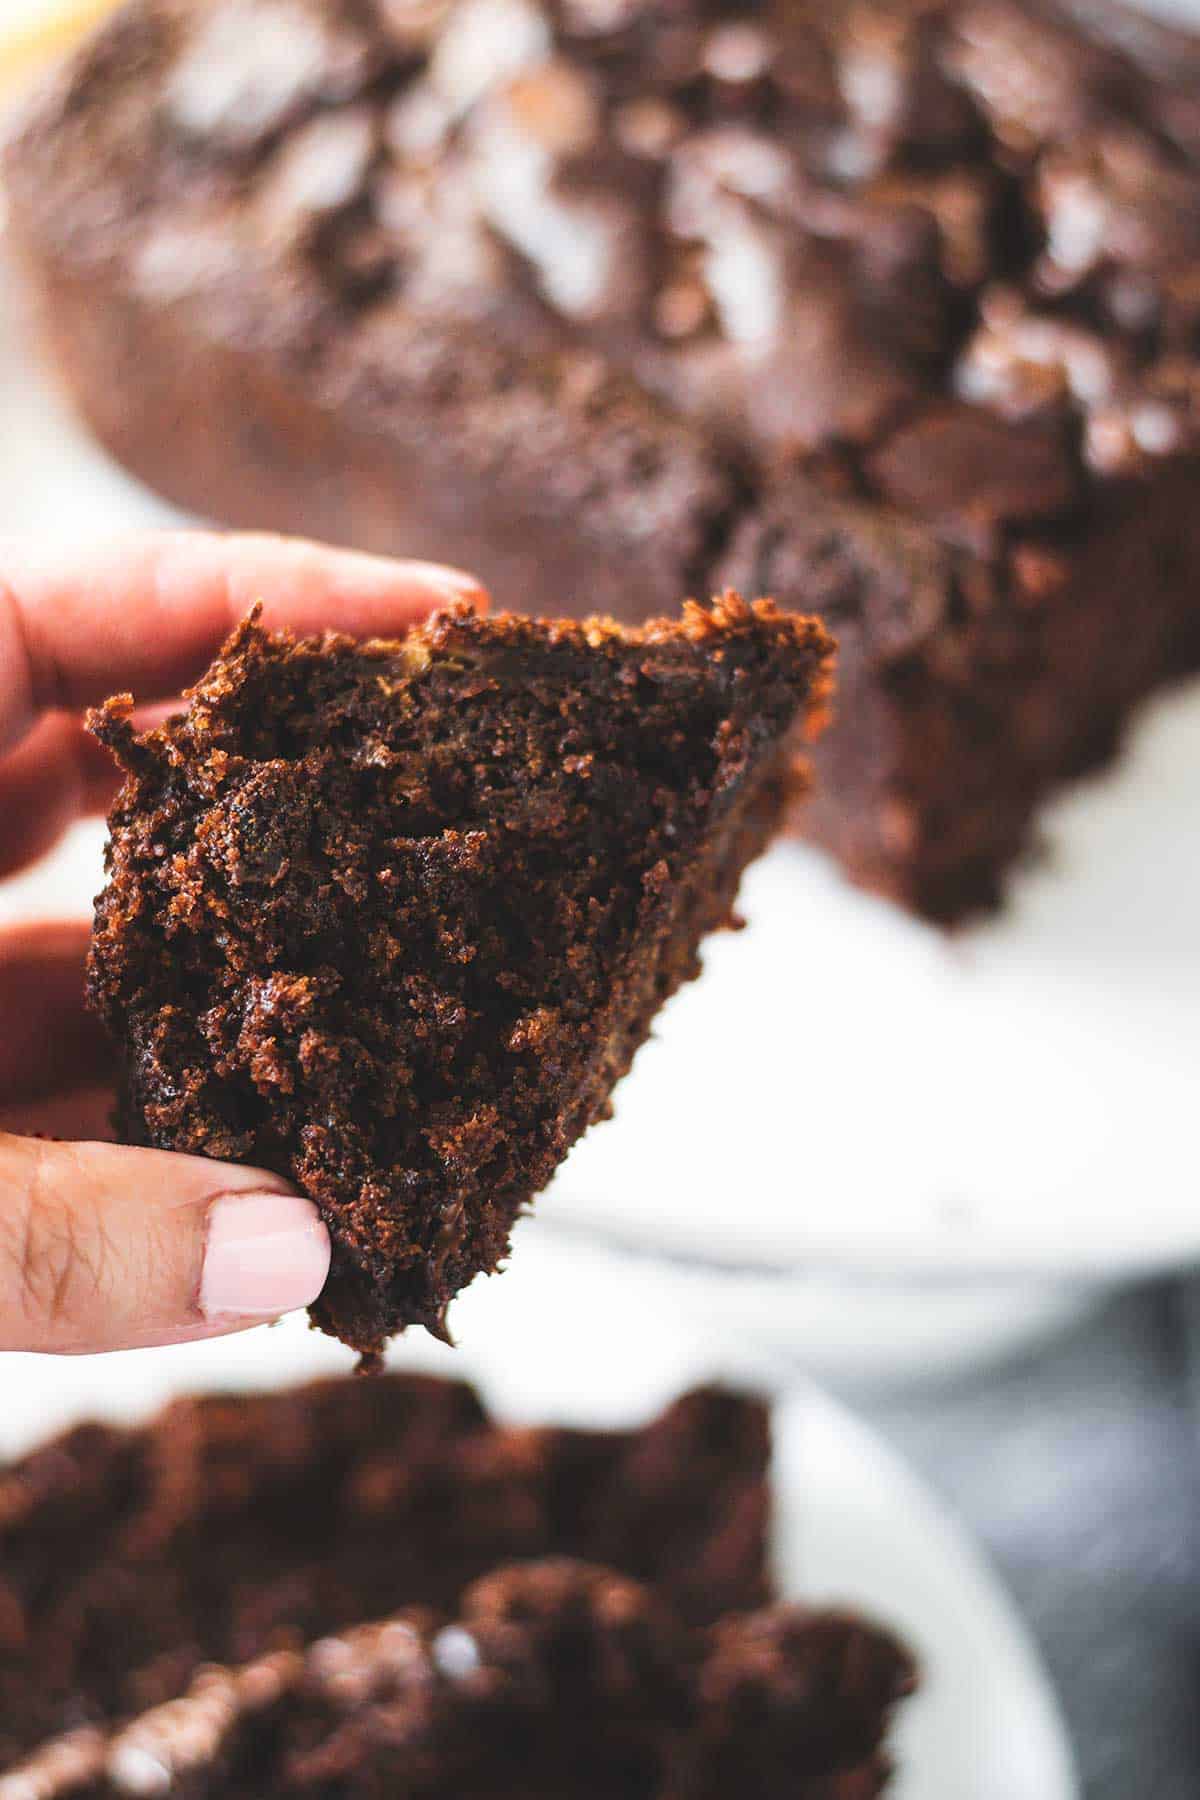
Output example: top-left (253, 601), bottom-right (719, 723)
top-left (831, 1281), bottom-right (1200, 1800)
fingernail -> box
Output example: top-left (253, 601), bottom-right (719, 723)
top-left (410, 562), bottom-right (487, 605)
top-left (200, 1191), bottom-right (330, 1320)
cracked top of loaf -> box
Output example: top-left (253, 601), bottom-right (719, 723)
top-left (10, 0), bottom-right (1200, 561)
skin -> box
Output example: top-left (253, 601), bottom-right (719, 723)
top-left (0, 530), bottom-right (486, 1354)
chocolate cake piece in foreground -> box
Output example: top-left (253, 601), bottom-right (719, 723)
top-left (0, 1560), bottom-right (916, 1800)
top-left (9, 0), bottom-right (1200, 916)
top-left (85, 595), bottom-right (831, 1355)
top-left (0, 1376), bottom-right (773, 1765)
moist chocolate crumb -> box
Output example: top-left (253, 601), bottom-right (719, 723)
top-left (0, 1375), bottom-right (774, 1766)
top-left (85, 595), bottom-right (832, 1357)
top-left (0, 1553), bottom-right (915, 1800)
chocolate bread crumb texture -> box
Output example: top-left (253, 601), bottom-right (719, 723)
top-left (0, 1376), bottom-right (774, 1765)
top-left (0, 1557), bottom-right (916, 1799)
top-left (9, 0), bottom-right (1200, 916)
top-left (85, 599), bottom-right (832, 1354)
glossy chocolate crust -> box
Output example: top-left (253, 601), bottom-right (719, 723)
top-left (8, 0), bottom-right (1200, 916)
top-left (0, 1376), bottom-right (775, 1765)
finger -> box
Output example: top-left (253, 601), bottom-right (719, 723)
top-left (0, 713), bottom-right (119, 878)
top-left (0, 531), bottom-right (488, 753)
top-left (0, 922), bottom-right (110, 1103)
top-left (0, 1136), bottom-right (330, 1353)
top-left (0, 702), bottom-right (177, 880)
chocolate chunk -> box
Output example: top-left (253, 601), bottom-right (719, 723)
top-left (867, 403), bottom-right (1080, 553)
top-left (944, 0), bottom-right (1127, 157)
top-left (255, 108), bottom-right (377, 252)
top-left (956, 290), bottom-right (1121, 422)
top-left (1034, 131), bottom-right (1200, 342)
top-left (163, 0), bottom-right (374, 155)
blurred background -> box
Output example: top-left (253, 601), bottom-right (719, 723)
top-left (3, 3), bottom-right (1200, 1796)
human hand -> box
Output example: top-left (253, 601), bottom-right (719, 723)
top-left (0, 530), bottom-right (485, 1353)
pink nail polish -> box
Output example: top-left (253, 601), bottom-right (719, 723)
top-left (200, 1191), bottom-right (330, 1320)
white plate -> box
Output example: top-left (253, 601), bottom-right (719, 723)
top-left (1, 256), bottom-right (1199, 1302)
top-left (547, 766), bottom-right (1200, 1281)
top-left (0, 1239), bottom-right (1078, 1800)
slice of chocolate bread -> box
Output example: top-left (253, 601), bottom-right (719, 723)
top-left (0, 1560), bottom-right (916, 1800)
top-left (85, 596), bottom-right (832, 1357)
top-left (0, 1375), bottom-right (773, 1765)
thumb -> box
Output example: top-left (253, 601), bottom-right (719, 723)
top-left (0, 1135), bottom-right (330, 1353)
